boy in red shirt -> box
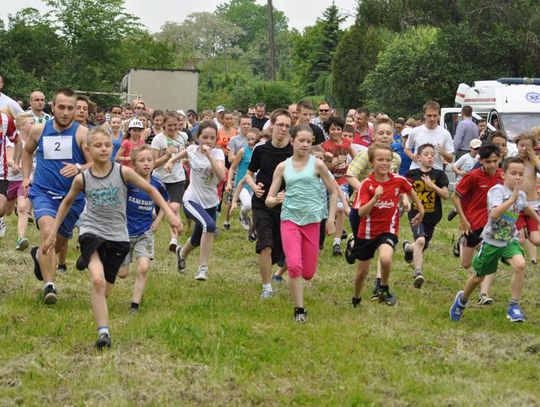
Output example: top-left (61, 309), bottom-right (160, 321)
top-left (349, 143), bottom-right (424, 307)
top-left (452, 143), bottom-right (503, 304)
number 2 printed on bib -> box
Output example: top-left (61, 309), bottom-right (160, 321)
top-left (44, 135), bottom-right (73, 160)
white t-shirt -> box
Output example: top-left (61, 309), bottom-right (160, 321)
top-left (453, 153), bottom-right (477, 182)
top-left (183, 145), bottom-right (225, 208)
top-left (151, 132), bottom-right (188, 183)
top-left (406, 125), bottom-right (454, 170)
top-left (0, 93), bottom-right (24, 116)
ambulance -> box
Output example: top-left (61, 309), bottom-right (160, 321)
top-left (452, 77), bottom-right (540, 141)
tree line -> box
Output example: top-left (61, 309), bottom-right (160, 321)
top-left (2, 0), bottom-right (539, 116)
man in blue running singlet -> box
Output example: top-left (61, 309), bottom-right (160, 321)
top-left (22, 88), bottom-right (92, 305)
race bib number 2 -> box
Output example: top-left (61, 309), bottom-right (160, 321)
top-left (44, 135), bottom-right (72, 160)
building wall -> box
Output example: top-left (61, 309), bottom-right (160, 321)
top-left (127, 69), bottom-right (198, 111)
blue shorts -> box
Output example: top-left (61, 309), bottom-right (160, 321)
top-left (29, 187), bottom-right (85, 239)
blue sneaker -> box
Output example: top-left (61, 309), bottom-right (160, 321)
top-left (450, 291), bottom-right (466, 321)
top-left (506, 303), bottom-right (526, 322)
top-left (272, 273), bottom-right (283, 283)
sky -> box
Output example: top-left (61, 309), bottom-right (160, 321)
top-left (0, 0), bottom-right (357, 33)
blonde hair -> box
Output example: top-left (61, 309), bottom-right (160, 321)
top-left (130, 144), bottom-right (154, 164)
top-left (87, 127), bottom-right (111, 145)
top-left (15, 112), bottom-right (34, 130)
top-left (368, 143), bottom-right (393, 162)
top-left (515, 129), bottom-right (538, 148)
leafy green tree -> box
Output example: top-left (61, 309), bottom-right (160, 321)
top-left (331, 24), bottom-right (386, 109)
top-left (216, 0), bottom-right (288, 51)
top-left (156, 12), bottom-right (244, 64)
top-left (0, 8), bottom-right (67, 100)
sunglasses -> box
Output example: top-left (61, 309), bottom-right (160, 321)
top-left (319, 109), bottom-right (329, 113)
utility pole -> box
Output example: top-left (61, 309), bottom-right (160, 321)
top-left (267, 0), bottom-right (276, 81)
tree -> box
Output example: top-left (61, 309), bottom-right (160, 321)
top-left (156, 13), bottom-right (244, 65)
top-left (0, 8), bottom-right (67, 100)
top-left (331, 24), bottom-right (386, 109)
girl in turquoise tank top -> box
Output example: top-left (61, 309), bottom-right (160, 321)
top-left (265, 125), bottom-right (337, 323)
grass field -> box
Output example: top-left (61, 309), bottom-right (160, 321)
top-left (1, 205), bottom-right (540, 406)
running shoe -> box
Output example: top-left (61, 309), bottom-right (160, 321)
top-left (168, 238), bottom-right (177, 253)
top-left (294, 309), bottom-right (307, 323)
top-left (477, 293), bottom-right (494, 305)
top-left (351, 296), bottom-right (362, 308)
top-left (15, 237), bottom-right (30, 251)
top-left (223, 222), bottom-right (231, 230)
top-left (248, 231), bottom-right (257, 242)
top-left (43, 284), bottom-right (57, 305)
top-left (260, 288), bottom-right (273, 300)
top-left (379, 288), bottom-right (397, 306)
top-left (332, 243), bottom-right (342, 256)
top-left (403, 240), bottom-right (413, 263)
top-left (370, 278), bottom-right (381, 301)
top-left (447, 208), bottom-right (458, 221)
top-left (0, 218), bottom-right (6, 238)
top-left (195, 265), bottom-right (208, 281)
top-left (57, 264), bottom-right (67, 273)
top-left (452, 235), bottom-right (462, 258)
top-left (413, 272), bottom-right (425, 289)
top-left (239, 214), bottom-right (251, 231)
top-left (506, 303), bottom-right (526, 322)
top-left (176, 246), bottom-right (187, 273)
top-left (272, 273), bottom-right (283, 283)
top-left (95, 333), bottom-right (111, 350)
top-left (31, 246), bottom-right (43, 281)
top-left (450, 291), bottom-right (466, 321)
top-left (344, 234), bottom-right (356, 264)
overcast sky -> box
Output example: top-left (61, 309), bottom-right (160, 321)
top-left (1, 0), bottom-right (357, 33)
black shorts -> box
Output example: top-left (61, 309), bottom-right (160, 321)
top-left (351, 233), bottom-right (398, 261)
top-left (165, 181), bottom-right (185, 204)
top-left (78, 234), bottom-right (130, 284)
top-left (252, 205), bottom-right (285, 265)
top-left (410, 221), bottom-right (435, 251)
top-left (464, 228), bottom-right (483, 248)
top-left (0, 179), bottom-right (9, 197)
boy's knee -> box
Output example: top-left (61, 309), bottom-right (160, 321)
top-left (379, 257), bottom-right (392, 270)
top-left (513, 259), bottom-right (526, 273)
top-left (92, 275), bottom-right (107, 291)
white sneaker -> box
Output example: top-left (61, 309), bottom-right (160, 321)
top-left (168, 238), bottom-right (177, 253)
top-left (195, 265), bottom-right (208, 281)
top-left (260, 288), bottom-right (273, 300)
top-left (239, 214), bottom-right (251, 231)
top-left (0, 218), bottom-right (6, 238)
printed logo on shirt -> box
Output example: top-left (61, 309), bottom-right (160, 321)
top-left (374, 200), bottom-right (395, 209)
top-left (87, 187), bottom-right (120, 207)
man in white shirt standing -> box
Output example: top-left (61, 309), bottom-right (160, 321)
top-left (405, 100), bottom-right (454, 170)
top-left (0, 73), bottom-right (24, 117)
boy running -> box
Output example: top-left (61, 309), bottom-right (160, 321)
top-left (450, 157), bottom-right (540, 322)
top-left (451, 143), bottom-right (503, 305)
top-left (403, 143), bottom-right (449, 288)
top-left (350, 143), bottom-right (424, 307)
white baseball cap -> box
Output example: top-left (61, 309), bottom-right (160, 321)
top-left (128, 118), bottom-right (144, 129)
top-left (470, 138), bottom-right (482, 149)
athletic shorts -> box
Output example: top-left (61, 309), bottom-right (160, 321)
top-left (78, 234), bottom-right (130, 284)
top-left (350, 233), bottom-right (398, 261)
top-left (516, 210), bottom-right (539, 234)
top-left (7, 180), bottom-right (23, 201)
top-left (0, 179), bottom-right (8, 197)
top-left (29, 186), bottom-right (85, 239)
top-left (464, 228), bottom-right (483, 248)
top-left (165, 181), bottom-right (185, 204)
top-left (253, 205), bottom-right (285, 265)
top-left (473, 240), bottom-right (524, 277)
top-left (122, 231), bottom-right (155, 265)
top-left (409, 220), bottom-right (435, 251)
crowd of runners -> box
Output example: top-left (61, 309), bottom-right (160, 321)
top-left (1, 73), bottom-right (539, 349)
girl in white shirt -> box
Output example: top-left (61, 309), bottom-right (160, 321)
top-left (165, 121), bottom-right (226, 281)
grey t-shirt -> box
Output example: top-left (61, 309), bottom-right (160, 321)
top-left (79, 163), bottom-right (129, 242)
top-left (481, 184), bottom-right (527, 247)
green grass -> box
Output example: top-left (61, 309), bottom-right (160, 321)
top-left (1, 205), bottom-right (540, 406)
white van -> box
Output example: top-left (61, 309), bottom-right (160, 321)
top-left (453, 78), bottom-right (540, 141)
